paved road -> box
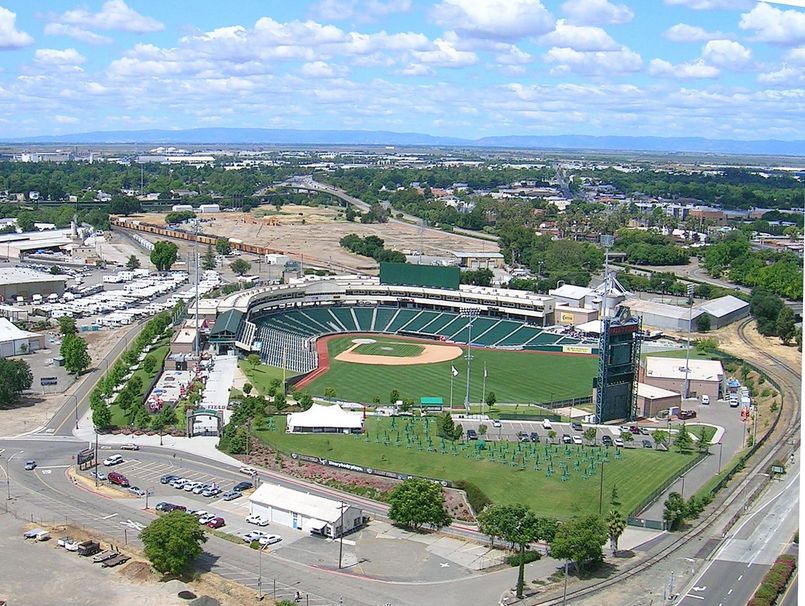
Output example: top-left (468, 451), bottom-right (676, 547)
top-left (675, 461), bottom-right (800, 606)
top-left (0, 438), bottom-right (521, 606)
top-left (41, 321), bottom-right (146, 437)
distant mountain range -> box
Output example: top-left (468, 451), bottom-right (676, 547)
top-left (3, 127), bottom-right (804, 156)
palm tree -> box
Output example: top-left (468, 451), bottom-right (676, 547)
top-left (606, 509), bottom-right (626, 555)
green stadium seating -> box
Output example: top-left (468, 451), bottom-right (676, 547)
top-left (329, 307), bottom-right (358, 332)
top-left (353, 307), bottom-right (374, 331)
top-left (495, 325), bottom-right (542, 347)
top-left (373, 307), bottom-right (398, 332)
top-left (400, 310), bottom-right (441, 332)
top-left (418, 312), bottom-right (458, 334)
top-left (469, 320), bottom-right (520, 345)
top-left (434, 315), bottom-right (469, 336)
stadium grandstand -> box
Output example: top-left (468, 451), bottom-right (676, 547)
top-left (208, 274), bottom-right (597, 374)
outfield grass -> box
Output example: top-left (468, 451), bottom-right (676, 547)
top-left (352, 341), bottom-right (424, 357)
top-left (305, 335), bottom-right (597, 405)
top-left (255, 415), bottom-right (696, 518)
top-left (240, 361), bottom-right (298, 396)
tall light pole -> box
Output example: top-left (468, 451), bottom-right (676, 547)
top-left (460, 308), bottom-right (479, 413)
top-left (257, 542), bottom-right (269, 601)
top-left (194, 219), bottom-right (200, 355)
top-left (338, 502), bottom-right (346, 569)
top-left (717, 441), bottom-right (723, 474)
top-left (598, 461), bottom-right (606, 515)
top-left (71, 394), bottom-right (79, 430)
top-left (682, 283), bottom-right (695, 400)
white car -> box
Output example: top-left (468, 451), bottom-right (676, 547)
top-left (246, 514), bottom-right (270, 527)
top-left (184, 482), bottom-right (200, 492)
top-left (190, 510), bottom-right (208, 519)
top-left (572, 436), bottom-right (583, 445)
top-left (701, 395), bottom-right (710, 405)
top-left (491, 419), bottom-right (501, 428)
top-left (103, 455), bottom-right (123, 466)
top-left (198, 514), bottom-right (216, 525)
top-left (258, 534), bottom-right (282, 546)
top-left (243, 531), bottom-right (268, 542)
top-left (614, 438), bottom-right (624, 447)
top-left (119, 443), bottom-right (139, 451)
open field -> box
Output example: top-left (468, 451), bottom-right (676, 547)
top-left (304, 335), bottom-right (597, 405)
top-left (134, 210), bottom-right (500, 273)
top-left (239, 361), bottom-right (298, 396)
top-left (255, 415), bottom-right (697, 517)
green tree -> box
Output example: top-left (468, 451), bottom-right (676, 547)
top-left (674, 423), bottom-right (693, 453)
top-left (696, 313), bottom-right (711, 332)
top-left (142, 355), bottom-right (157, 374)
top-left (150, 241), bottom-right (179, 272)
top-left (242, 382), bottom-right (253, 395)
top-left (201, 244), bottom-right (217, 270)
top-left (126, 255), bottom-right (141, 270)
top-left (91, 401), bottom-right (112, 430)
top-left (324, 386), bottom-right (337, 399)
top-left (478, 423), bottom-right (488, 436)
top-left (652, 429), bottom-right (669, 446)
top-left (549, 514), bottom-right (608, 574)
top-left (297, 392), bottom-right (313, 410)
top-left (548, 429), bottom-right (557, 444)
top-left (57, 315), bottom-right (77, 336)
top-left (697, 427), bottom-right (710, 454)
top-left (60, 333), bottom-right (91, 375)
top-left (663, 492), bottom-right (688, 531)
top-left (273, 390), bottom-right (287, 412)
top-left (230, 258), bottom-right (251, 276)
top-left (215, 237), bottom-right (231, 255)
top-left (390, 389), bottom-right (400, 404)
top-left (485, 391), bottom-right (497, 408)
top-left (0, 358), bottom-right (33, 408)
top-left (776, 306), bottom-right (796, 345)
top-left (605, 509), bottom-right (626, 554)
top-left (140, 511), bottom-right (207, 575)
top-left (583, 427), bottom-right (597, 445)
top-left (388, 478), bottom-right (452, 531)
top-left (478, 504), bottom-right (557, 598)
top-left (609, 486), bottom-right (621, 510)
top-left (246, 353), bottom-right (261, 368)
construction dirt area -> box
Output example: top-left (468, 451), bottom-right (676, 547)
top-left (134, 207), bottom-right (500, 273)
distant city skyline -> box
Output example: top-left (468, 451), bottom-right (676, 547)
top-left (0, 0), bottom-right (803, 140)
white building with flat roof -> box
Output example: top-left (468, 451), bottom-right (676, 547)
top-left (642, 356), bottom-right (725, 400)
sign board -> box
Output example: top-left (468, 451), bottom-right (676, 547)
top-left (40, 377), bottom-right (58, 386)
top-left (771, 465), bottom-right (785, 474)
top-left (77, 449), bottom-right (94, 465)
top-left (563, 345), bottom-right (593, 355)
top-left (560, 312), bottom-right (575, 323)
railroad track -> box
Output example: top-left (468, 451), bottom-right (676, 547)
top-left (532, 317), bottom-right (801, 605)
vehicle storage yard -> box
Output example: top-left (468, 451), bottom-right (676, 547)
top-left (132, 209), bottom-right (500, 272)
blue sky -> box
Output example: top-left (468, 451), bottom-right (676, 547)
top-left (0, 0), bottom-right (803, 140)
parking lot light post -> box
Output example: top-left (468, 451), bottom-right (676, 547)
top-left (338, 502), bottom-right (346, 569)
top-left (460, 308), bottom-right (479, 412)
top-left (257, 543), bottom-right (269, 600)
top-left (717, 442), bottom-right (723, 474)
top-left (71, 394), bottom-right (79, 430)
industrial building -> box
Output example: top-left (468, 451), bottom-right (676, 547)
top-left (636, 382), bottom-right (681, 418)
top-left (0, 268), bottom-right (68, 302)
top-left (695, 295), bottom-right (750, 330)
top-left (642, 356), bottom-right (725, 400)
top-left (0, 317), bottom-right (45, 357)
top-left (248, 483), bottom-right (364, 538)
top-left (625, 295), bottom-right (749, 332)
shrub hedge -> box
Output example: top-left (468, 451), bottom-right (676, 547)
top-left (454, 480), bottom-right (492, 514)
top-left (506, 550), bottom-right (540, 567)
top-left (747, 555), bottom-right (796, 606)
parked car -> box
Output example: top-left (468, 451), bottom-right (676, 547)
top-left (77, 540), bottom-right (101, 557)
top-left (701, 395), bottom-right (710, 405)
top-left (233, 481), bottom-right (253, 492)
top-left (107, 471), bottom-right (129, 487)
top-left (192, 484), bottom-right (210, 495)
top-left (184, 481), bottom-right (200, 492)
top-left (198, 514), bottom-right (216, 525)
top-left (466, 429), bottom-right (478, 440)
top-left (91, 470), bottom-right (107, 481)
top-left (517, 432), bottom-right (530, 443)
top-left (239, 466), bottom-right (257, 475)
top-left (222, 490), bottom-right (242, 501)
top-left (160, 475), bottom-right (178, 484)
top-left (561, 434), bottom-right (572, 444)
top-left (571, 422), bottom-right (583, 431)
top-left (24, 460), bottom-right (36, 471)
top-left (246, 514), bottom-right (270, 527)
top-left (58, 536), bottom-right (75, 548)
top-left (202, 487), bottom-right (221, 498)
top-left (103, 454), bottom-right (123, 466)
top-left (258, 534), bottom-right (282, 546)
top-left (614, 438), bottom-right (624, 448)
top-left (64, 539), bottom-right (80, 552)
top-left (491, 419), bottom-right (501, 428)
top-left (119, 443), bottom-right (139, 451)
top-left (128, 486), bottom-right (145, 497)
top-left (642, 440), bottom-right (653, 449)
top-left (572, 436), bottom-right (583, 445)
top-left (601, 435), bottom-right (613, 446)
top-left (244, 531), bottom-right (267, 543)
top-left (629, 425), bottom-right (641, 434)
top-left (190, 510), bottom-right (208, 519)
top-left (171, 478), bottom-right (188, 489)
top-left (542, 419), bottom-right (552, 430)
top-left (155, 502), bottom-right (173, 512)
top-left (206, 517), bottom-right (226, 529)
top-left (529, 432), bottom-right (540, 443)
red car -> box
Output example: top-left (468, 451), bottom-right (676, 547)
top-left (629, 425), bottom-right (641, 434)
top-left (206, 517), bottom-right (225, 529)
top-left (108, 472), bottom-right (129, 487)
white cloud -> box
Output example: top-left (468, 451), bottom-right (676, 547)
top-left (544, 46), bottom-right (642, 75)
top-left (0, 6), bottom-right (34, 50)
top-left (664, 23), bottom-right (732, 42)
top-left (538, 19), bottom-right (619, 51)
top-left (664, 0), bottom-right (753, 9)
top-left (701, 39), bottom-right (752, 69)
top-left (34, 48), bottom-right (86, 65)
top-left (48, 0), bottom-right (164, 34)
top-left (758, 65), bottom-right (805, 85)
top-left (411, 38), bottom-right (478, 67)
top-left (300, 60), bottom-right (345, 78)
top-left (787, 46), bottom-right (805, 62)
top-left (560, 0), bottom-right (633, 25)
top-left (43, 23), bottom-right (114, 45)
top-left (310, 0), bottom-right (412, 21)
top-left (432, 0), bottom-right (555, 40)
top-left (53, 114), bottom-right (79, 124)
top-left (495, 45), bottom-right (532, 65)
top-left (649, 58), bottom-right (720, 79)
top-left (739, 3), bottom-right (805, 46)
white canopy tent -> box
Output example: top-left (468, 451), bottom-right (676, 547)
top-left (286, 403), bottom-right (364, 434)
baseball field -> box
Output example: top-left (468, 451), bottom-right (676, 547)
top-left (301, 335), bottom-right (597, 405)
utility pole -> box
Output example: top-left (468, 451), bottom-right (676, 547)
top-left (561, 560), bottom-right (569, 606)
top-left (94, 431), bottom-right (99, 488)
top-left (338, 502), bottom-right (346, 569)
top-left (194, 219), bottom-right (200, 355)
top-left (683, 283), bottom-right (695, 400)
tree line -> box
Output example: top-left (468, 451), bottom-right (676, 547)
top-left (339, 234), bottom-right (406, 264)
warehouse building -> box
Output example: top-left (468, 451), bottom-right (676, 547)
top-left (695, 295), bottom-right (750, 330)
top-left (625, 295), bottom-right (749, 333)
top-left (248, 483), bottom-right (364, 538)
top-left (0, 317), bottom-right (45, 357)
top-left (0, 268), bottom-right (68, 302)
top-left (642, 356), bottom-right (725, 400)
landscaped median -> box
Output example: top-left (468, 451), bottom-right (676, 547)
top-left (748, 554), bottom-right (797, 606)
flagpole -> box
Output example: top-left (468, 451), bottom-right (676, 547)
top-left (450, 370), bottom-right (454, 410)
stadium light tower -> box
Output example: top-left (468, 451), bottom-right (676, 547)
top-left (460, 308), bottom-right (480, 412)
top-left (682, 283), bottom-right (695, 400)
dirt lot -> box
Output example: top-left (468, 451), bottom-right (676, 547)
top-left (134, 209), bottom-right (499, 273)
top-left (0, 326), bottom-right (131, 438)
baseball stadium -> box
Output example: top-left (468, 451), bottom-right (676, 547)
top-left (210, 263), bottom-right (601, 410)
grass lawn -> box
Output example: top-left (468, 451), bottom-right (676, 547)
top-left (305, 335), bottom-right (597, 405)
top-left (109, 343), bottom-right (170, 427)
top-left (255, 415), bottom-right (696, 518)
top-left (352, 341), bottom-right (424, 357)
top-left (239, 361), bottom-right (298, 396)
top-left (642, 348), bottom-right (718, 362)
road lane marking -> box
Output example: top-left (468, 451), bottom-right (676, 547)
top-left (683, 595), bottom-right (704, 600)
top-left (727, 589), bottom-right (733, 595)
top-left (102, 513), bottom-right (118, 519)
top-left (737, 575), bottom-right (742, 581)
